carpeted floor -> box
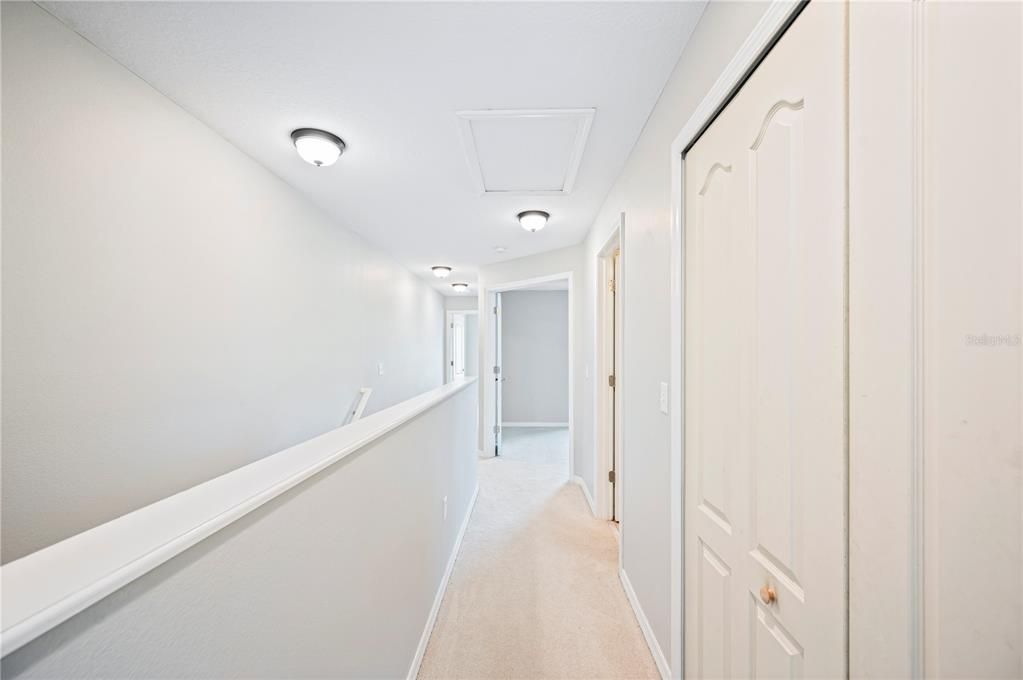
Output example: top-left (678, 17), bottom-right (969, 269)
top-left (418, 427), bottom-right (659, 679)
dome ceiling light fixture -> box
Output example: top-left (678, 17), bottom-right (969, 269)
top-left (291, 128), bottom-right (346, 167)
top-left (431, 266), bottom-right (453, 278)
top-left (517, 210), bottom-right (550, 233)
top-left (451, 282), bottom-right (470, 293)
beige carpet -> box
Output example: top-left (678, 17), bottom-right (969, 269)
top-left (418, 427), bottom-right (659, 680)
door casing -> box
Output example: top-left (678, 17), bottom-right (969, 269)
top-left (596, 215), bottom-right (625, 526)
top-left (668, 0), bottom-right (816, 675)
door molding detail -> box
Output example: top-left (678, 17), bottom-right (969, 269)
top-left (749, 98), bottom-right (805, 150)
top-left (667, 1), bottom-right (806, 676)
top-left (696, 163), bottom-right (733, 196)
top-left (908, 2), bottom-right (926, 674)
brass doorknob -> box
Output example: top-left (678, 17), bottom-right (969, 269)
top-left (759, 585), bottom-right (777, 605)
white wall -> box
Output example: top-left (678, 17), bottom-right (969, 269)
top-left (0, 3), bottom-right (445, 562)
top-left (464, 314), bottom-right (479, 379)
top-left (444, 295), bottom-right (478, 312)
top-left (500, 291), bottom-right (568, 424)
top-left (580, 0), bottom-right (772, 661)
top-left (2, 383), bottom-right (479, 679)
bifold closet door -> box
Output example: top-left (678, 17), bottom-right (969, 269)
top-left (684, 2), bottom-right (847, 678)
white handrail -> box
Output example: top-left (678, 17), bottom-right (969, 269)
top-left (348, 387), bottom-right (372, 424)
top-left (0, 378), bottom-right (476, 657)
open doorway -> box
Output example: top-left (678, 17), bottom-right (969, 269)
top-left (445, 309), bottom-right (479, 383)
top-left (489, 276), bottom-right (571, 479)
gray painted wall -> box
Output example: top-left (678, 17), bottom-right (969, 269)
top-left (500, 290), bottom-right (568, 424)
top-left (582, 0), bottom-right (772, 659)
top-left (1, 3), bottom-right (444, 562)
top-left (2, 384), bottom-right (479, 679)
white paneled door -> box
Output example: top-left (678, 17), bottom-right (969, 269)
top-left (683, 3), bottom-right (847, 678)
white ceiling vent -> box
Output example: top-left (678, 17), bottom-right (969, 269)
top-left (457, 108), bottom-right (595, 195)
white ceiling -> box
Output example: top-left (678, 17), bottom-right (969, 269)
top-left (42, 1), bottom-right (707, 295)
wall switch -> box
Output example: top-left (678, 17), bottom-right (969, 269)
top-left (442, 496), bottom-right (448, 520)
top-left (377, 362), bottom-right (385, 376)
top-left (659, 382), bottom-right (669, 414)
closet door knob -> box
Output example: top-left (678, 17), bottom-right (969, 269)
top-left (759, 585), bottom-right (777, 605)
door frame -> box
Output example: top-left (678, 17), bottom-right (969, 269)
top-left (493, 293), bottom-right (503, 454)
top-left (596, 215), bottom-right (624, 524)
top-left (667, 1), bottom-right (808, 675)
top-left (445, 310), bottom-right (479, 383)
top-left (480, 272), bottom-right (574, 479)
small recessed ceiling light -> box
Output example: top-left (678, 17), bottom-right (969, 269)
top-left (517, 210), bottom-right (550, 233)
top-left (431, 265), bottom-right (453, 278)
top-left (291, 128), bottom-right (345, 167)
top-left (451, 282), bottom-right (470, 292)
top-left (494, 246), bottom-right (508, 253)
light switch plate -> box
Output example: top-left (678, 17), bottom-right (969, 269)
top-left (659, 382), bottom-right (669, 414)
top-left (377, 362), bottom-right (385, 376)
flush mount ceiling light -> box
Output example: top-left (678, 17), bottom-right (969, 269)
top-left (451, 282), bottom-right (470, 292)
top-left (431, 266), bottom-right (453, 278)
top-left (291, 128), bottom-right (345, 167)
top-left (517, 210), bottom-right (550, 233)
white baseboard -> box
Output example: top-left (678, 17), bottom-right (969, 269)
top-left (406, 483), bottom-right (480, 680)
top-left (501, 421), bottom-right (569, 428)
top-left (572, 475), bottom-right (597, 517)
top-left (620, 568), bottom-right (671, 680)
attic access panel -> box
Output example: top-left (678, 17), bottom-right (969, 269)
top-left (457, 108), bottom-right (595, 195)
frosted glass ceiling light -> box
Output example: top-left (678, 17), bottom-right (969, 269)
top-left (517, 210), bottom-right (550, 233)
top-left (432, 266), bottom-right (453, 278)
top-left (291, 128), bottom-right (345, 167)
top-left (451, 282), bottom-right (470, 292)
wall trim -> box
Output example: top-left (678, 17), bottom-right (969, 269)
top-left (572, 475), bottom-right (597, 517)
top-left (620, 567), bottom-right (670, 680)
top-left (667, 1), bottom-right (804, 675)
top-left (501, 421), bottom-right (569, 428)
top-left (406, 483), bottom-right (480, 680)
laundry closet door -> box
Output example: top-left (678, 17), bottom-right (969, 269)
top-left (684, 2), bottom-right (847, 678)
